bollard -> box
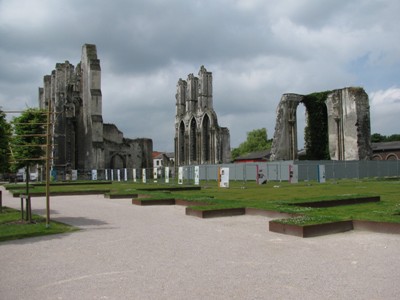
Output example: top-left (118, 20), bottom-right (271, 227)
top-left (0, 190), bottom-right (2, 213)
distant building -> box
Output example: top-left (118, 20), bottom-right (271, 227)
top-left (174, 66), bottom-right (231, 166)
top-left (153, 152), bottom-right (175, 168)
top-left (233, 150), bottom-right (271, 163)
top-left (371, 142), bottom-right (400, 160)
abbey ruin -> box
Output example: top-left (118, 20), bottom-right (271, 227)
top-left (270, 87), bottom-right (372, 161)
top-left (38, 44), bottom-right (153, 178)
top-left (174, 66), bottom-right (231, 166)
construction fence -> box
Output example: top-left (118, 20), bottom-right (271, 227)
top-left (45, 160), bottom-right (400, 184)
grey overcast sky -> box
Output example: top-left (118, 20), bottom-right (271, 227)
top-left (1, 0), bottom-right (399, 152)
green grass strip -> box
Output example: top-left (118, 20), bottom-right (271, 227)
top-left (0, 207), bottom-right (78, 242)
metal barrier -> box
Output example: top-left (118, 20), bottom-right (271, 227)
top-left (35, 160), bottom-right (400, 183)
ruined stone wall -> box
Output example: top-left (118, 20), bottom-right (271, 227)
top-left (220, 127), bottom-right (231, 163)
top-left (38, 44), bottom-right (153, 177)
top-left (80, 44), bottom-right (104, 170)
top-left (103, 123), bottom-right (123, 144)
top-left (326, 87), bottom-right (372, 160)
top-left (270, 87), bottom-right (372, 161)
top-left (174, 66), bottom-right (230, 166)
top-left (270, 94), bottom-right (303, 161)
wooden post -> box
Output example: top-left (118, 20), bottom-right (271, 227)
top-left (45, 96), bottom-right (52, 227)
top-left (20, 195), bottom-right (24, 220)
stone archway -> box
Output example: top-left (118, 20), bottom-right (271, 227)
top-left (178, 121), bottom-right (185, 165)
top-left (386, 154), bottom-right (398, 160)
top-left (202, 114), bottom-right (211, 163)
top-left (190, 118), bottom-right (197, 163)
top-left (270, 87), bottom-right (372, 161)
top-left (110, 154), bottom-right (126, 169)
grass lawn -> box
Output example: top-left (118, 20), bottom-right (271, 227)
top-left (3, 177), bottom-right (400, 227)
top-left (0, 207), bottom-right (79, 242)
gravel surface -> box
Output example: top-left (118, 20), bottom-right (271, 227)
top-left (1, 186), bottom-right (400, 299)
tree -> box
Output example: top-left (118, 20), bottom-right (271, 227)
top-left (0, 108), bottom-right (11, 176)
top-left (10, 108), bottom-right (47, 192)
top-left (387, 134), bottom-right (400, 142)
top-left (371, 133), bottom-right (386, 143)
top-left (371, 133), bottom-right (400, 143)
top-left (231, 128), bottom-right (272, 160)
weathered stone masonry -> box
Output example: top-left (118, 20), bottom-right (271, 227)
top-left (270, 87), bottom-right (372, 161)
top-left (174, 66), bottom-right (231, 166)
top-left (39, 44), bottom-right (152, 178)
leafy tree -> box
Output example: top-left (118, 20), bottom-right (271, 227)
top-left (10, 108), bottom-right (47, 192)
top-left (0, 108), bottom-right (11, 175)
top-left (387, 134), bottom-right (400, 142)
top-left (371, 133), bottom-right (400, 142)
top-left (371, 133), bottom-right (386, 143)
top-left (302, 91), bottom-right (331, 160)
top-left (231, 128), bottom-right (272, 160)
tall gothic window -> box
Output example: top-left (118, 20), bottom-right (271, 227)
top-left (190, 118), bottom-right (197, 162)
top-left (179, 121), bottom-right (185, 164)
top-left (202, 114), bottom-right (210, 162)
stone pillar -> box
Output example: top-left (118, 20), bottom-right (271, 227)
top-left (326, 87), bottom-right (372, 160)
top-left (186, 74), bottom-right (198, 112)
top-left (81, 44), bottom-right (104, 170)
top-left (176, 78), bottom-right (186, 115)
top-left (198, 66), bottom-right (213, 110)
top-left (270, 94), bottom-right (303, 161)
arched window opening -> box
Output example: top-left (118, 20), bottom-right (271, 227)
top-left (179, 121), bottom-right (185, 164)
top-left (202, 114), bottom-right (210, 162)
top-left (111, 154), bottom-right (125, 169)
top-left (296, 103), bottom-right (306, 159)
top-left (190, 118), bottom-right (197, 162)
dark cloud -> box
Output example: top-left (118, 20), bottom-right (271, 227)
top-left (1, 0), bottom-right (400, 151)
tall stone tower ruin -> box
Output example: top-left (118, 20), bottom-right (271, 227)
top-left (270, 87), bottom-right (372, 161)
top-left (39, 44), bottom-right (153, 178)
top-left (174, 66), bottom-right (231, 166)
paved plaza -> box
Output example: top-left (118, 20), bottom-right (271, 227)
top-left (1, 186), bottom-right (400, 299)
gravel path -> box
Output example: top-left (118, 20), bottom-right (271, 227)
top-left (1, 186), bottom-right (400, 299)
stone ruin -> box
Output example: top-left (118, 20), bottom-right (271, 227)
top-left (38, 44), bottom-right (153, 178)
top-left (174, 66), bottom-right (231, 166)
top-left (270, 87), bottom-right (372, 161)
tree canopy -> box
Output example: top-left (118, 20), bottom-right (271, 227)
top-left (10, 108), bottom-right (47, 172)
top-left (371, 133), bottom-right (400, 143)
top-left (231, 128), bottom-right (272, 160)
top-left (0, 108), bottom-right (11, 174)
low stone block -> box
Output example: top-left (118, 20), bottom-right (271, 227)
top-left (105, 194), bottom-right (138, 199)
top-left (269, 220), bottom-right (354, 238)
top-left (186, 207), bottom-right (246, 218)
top-left (132, 198), bottom-right (176, 206)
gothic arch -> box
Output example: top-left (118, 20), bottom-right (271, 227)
top-left (202, 114), bottom-right (211, 162)
top-left (178, 121), bottom-right (185, 165)
top-left (110, 153), bottom-right (126, 169)
top-left (302, 94), bottom-right (329, 160)
top-left (386, 153), bottom-right (398, 160)
top-left (271, 88), bottom-right (371, 161)
top-left (190, 117), bottom-right (197, 162)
